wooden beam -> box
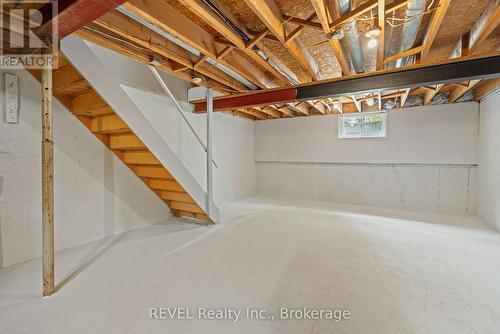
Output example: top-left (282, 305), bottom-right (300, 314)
top-left (310, 0), bottom-right (351, 75)
top-left (41, 62), bottom-right (54, 297)
top-left (282, 15), bottom-right (323, 29)
top-left (176, 0), bottom-right (287, 87)
top-left (421, 0), bottom-right (452, 61)
top-left (284, 13), bottom-right (317, 43)
top-left (38, 0), bottom-right (127, 39)
top-left (450, 0), bottom-right (500, 59)
top-left (243, 0), bottom-right (320, 81)
top-left (273, 105), bottom-right (296, 117)
top-left (75, 28), bottom-right (234, 93)
top-left (449, 79), bottom-right (480, 103)
top-left (216, 46), bottom-right (233, 59)
top-left (449, 82), bottom-right (470, 88)
top-left (194, 54), bottom-right (208, 68)
top-left (94, 12), bottom-right (248, 92)
top-left (123, 0), bottom-right (276, 89)
top-left (469, 0), bottom-right (500, 54)
top-left (474, 78), bottom-right (500, 100)
top-left (377, 91), bottom-right (382, 110)
top-left (258, 106), bottom-right (282, 118)
top-left (233, 111), bottom-right (257, 120)
top-left (384, 45), bottom-right (425, 64)
top-left (290, 102), bottom-right (311, 115)
top-left (400, 88), bottom-right (410, 108)
top-left (238, 108), bottom-right (268, 120)
top-left (329, 0), bottom-right (379, 30)
top-left (175, 0), bottom-right (298, 88)
top-left (423, 84), bottom-right (443, 105)
top-left (436, 1), bottom-right (499, 102)
top-left (310, 100), bottom-right (327, 114)
top-left (351, 95), bottom-right (362, 112)
top-left (245, 30), bottom-right (269, 49)
top-left (289, 0), bottom-right (409, 27)
top-left (376, 0), bottom-right (386, 70)
top-left (385, 0), bottom-right (410, 13)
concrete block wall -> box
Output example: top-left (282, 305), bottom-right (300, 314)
top-left (477, 89), bottom-right (500, 231)
top-left (0, 69), bottom-right (172, 267)
top-left (257, 163), bottom-right (476, 215)
top-left (255, 103), bottom-right (480, 215)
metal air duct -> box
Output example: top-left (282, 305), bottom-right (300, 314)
top-left (395, 0), bottom-right (426, 67)
top-left (336, 0), bottom-right (366, 73)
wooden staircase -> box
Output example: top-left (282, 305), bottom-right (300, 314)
top-left (30, 54), bottom-right (211, 223)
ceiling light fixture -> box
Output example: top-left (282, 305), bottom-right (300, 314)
top-left (365, 26), bottom-right (381, 49)
top-left (365, 98), bottom-right (376, 106)
top-left (191, 77), bottom-right (203, 85)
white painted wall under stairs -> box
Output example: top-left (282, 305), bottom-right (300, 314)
top-left (62, 36), bottom-right (222, 222)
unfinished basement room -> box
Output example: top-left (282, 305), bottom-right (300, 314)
top-left (0, 0), bottom-right (500, 333)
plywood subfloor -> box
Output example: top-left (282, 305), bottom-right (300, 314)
top-left (1, 197), bottom-right (499, 333)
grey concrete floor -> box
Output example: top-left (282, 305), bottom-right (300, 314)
top-left (1, 196), bottom-right (499, 333)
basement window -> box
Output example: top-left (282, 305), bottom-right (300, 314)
top-left (338, 111), bottom-right (387, 139)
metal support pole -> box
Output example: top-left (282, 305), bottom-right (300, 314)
top-left (148, 65), bottom-right (218, 168)
top-left (41, 64), bottom-right (54, 296)
top-left (206, 88), bottom-right (214, 218)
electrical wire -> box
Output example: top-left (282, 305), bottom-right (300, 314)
top-left (351, 0), bottom-right (438, 28)
top-left (386, 4), bottom-right (439, 28)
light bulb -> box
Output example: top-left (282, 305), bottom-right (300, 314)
top-left (368, 37), bottom-right (378, 49)
top-left (191, 77), bottom-right (203, 84)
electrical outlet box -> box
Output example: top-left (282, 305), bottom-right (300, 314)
top-left (4, 73), bottom-right (19, 124)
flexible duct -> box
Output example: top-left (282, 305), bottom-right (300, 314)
top-left (336, 0), bottom-right (366, 73)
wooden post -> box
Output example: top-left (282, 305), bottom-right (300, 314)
top-left (206, 88), bottom-right (214, 219)
top-left (41, 62), bottom-right (54, 297)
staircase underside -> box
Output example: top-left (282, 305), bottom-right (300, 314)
top-left (30, 53), bottom-right (211, 223)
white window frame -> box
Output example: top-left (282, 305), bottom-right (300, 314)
top-left (338, 111), bottom-right (387, 139)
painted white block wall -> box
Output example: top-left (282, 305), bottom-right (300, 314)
top-left (258, 163), bottom-right (476, 214)
top-left (256, 103), bottom-right (478, 164)
top-left (0, 70), bottom-right (171, 267)
top-left (477, 90), bottom-right (500, 231)
top-left (255, 104), bottom-right (479, 215)
top-left (84, 42), bottom-right (257, 206)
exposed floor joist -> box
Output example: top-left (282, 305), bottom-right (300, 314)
top-left (122, 0), bottom-right (275, 90)
top-left (420, 0), bottom-right (452, 61)
top-left (93, 11), bottom-right (249, 92)
top-left (75, 28), bottom-right (235, 93)
top-left (242, 0), bottom-right (320, 81)
top-left (175, 0), bottom-right (290, 87)
top-left (309, 0), bottom-right (351, 75)
top-left (194, 54), bottom-right (500, 112)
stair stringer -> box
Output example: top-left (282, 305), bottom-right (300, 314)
top-left (61, 35), bottom-right (220, 223)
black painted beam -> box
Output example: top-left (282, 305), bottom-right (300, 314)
top-left (297, 54), bottom-right (500, 100)
top-left (193, 54), bottom-right (500, 112)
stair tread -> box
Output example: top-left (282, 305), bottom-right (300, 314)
top-left (30, 53), bottom-right (209, 222)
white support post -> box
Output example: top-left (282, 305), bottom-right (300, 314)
top-left (206, 88), bottom-right (214, 219)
